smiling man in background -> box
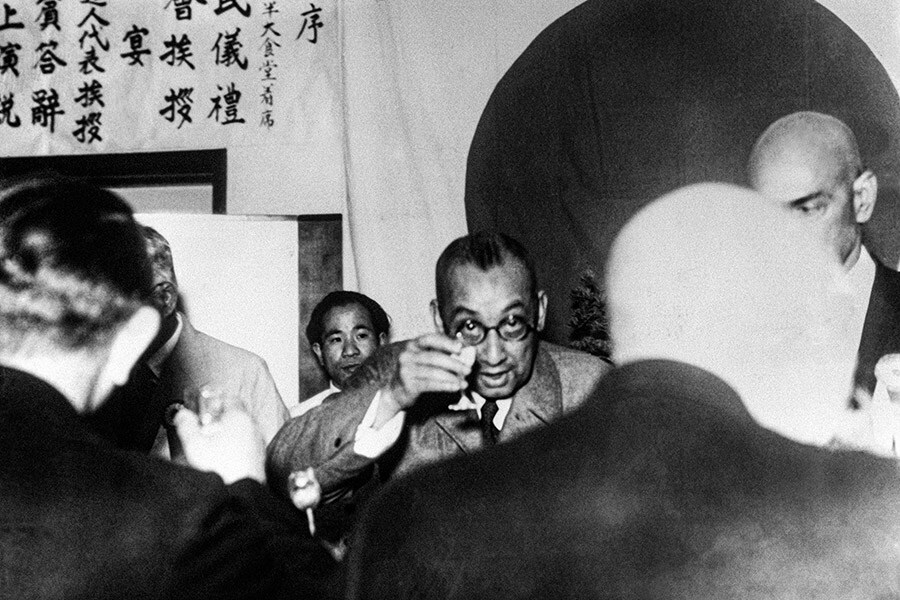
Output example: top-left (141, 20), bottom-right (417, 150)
top-left (293, 291), bottom-right (391, 418)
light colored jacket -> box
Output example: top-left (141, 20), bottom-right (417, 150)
top-left (266, 341), bottom-right (609, 500)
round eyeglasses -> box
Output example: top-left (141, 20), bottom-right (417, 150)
top-left (452, 315), bottom-right (536, 346)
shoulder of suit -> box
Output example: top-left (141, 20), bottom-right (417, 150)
top-left (181, 317), bottom-right (270, 370)
top-left (541, 341), bottom-right (612, 377)
top-left (538, 341), bottom-right (611, 412)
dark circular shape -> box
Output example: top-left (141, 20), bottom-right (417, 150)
top-left (465, 0), bottom-right (900, 344)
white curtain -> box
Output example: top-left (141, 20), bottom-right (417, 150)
top-left (337, 0), bottom-right (583, 339)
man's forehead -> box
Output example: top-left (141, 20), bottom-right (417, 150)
top-left (323, 302), bottom-right (374, 328)
top-left (755, 147), bottom-right (841, 204)
top-left (442, 262), bottom-right (533, 312)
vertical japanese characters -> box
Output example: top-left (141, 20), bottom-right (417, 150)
top-left (0, 0), bottom-right (327, 143)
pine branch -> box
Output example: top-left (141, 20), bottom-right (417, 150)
top-left (567, 270), bottom-right (612, 361)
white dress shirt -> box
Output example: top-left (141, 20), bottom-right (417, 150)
top-left (147, 313), bottom-right (183, 378)
top-left (353, 390), bottom-right (512, 459)
top-left (847, 245), bottom-right (877, 355)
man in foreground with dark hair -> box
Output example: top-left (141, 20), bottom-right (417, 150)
top-left (0, 177), bottom-right (338, 598)
top-left (268, 231), bottom-right (610, 508)
top-left (346, 184), bottom-right (900, 599)
top-left (294, 290), bottom-right (391, 417)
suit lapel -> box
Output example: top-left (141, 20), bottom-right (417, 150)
top-left (144, 317), bottom-right (201, 446)
top-left (433, 402), bottom-right (483, 454)
top-left (161, 317), bottom-right (214, 407)
top-left (857, 260), bottom-right (900, 393)
top-left (500, 347), bottom-right (562, 442)
top-left (424, 346), bottom-right (563, 452)
top-left (156, 339), bottom-right (187, 407)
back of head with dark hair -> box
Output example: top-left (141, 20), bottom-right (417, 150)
top-left (306, 290), bottom-right (391, 345)
top-left (0, 177), bottom-right (152, 353)
top-left (434, 231), bottom-right (538, 307)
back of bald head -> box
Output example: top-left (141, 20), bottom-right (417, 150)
top-left (606, 183), bottom-right (857, 445)
top-left (747, 111), bottom-right (862, 188)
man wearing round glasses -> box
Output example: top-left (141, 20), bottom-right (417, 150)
top-left (267, 232), bottom-right (610, 507)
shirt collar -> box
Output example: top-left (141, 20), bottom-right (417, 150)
top-left (147, 312), bottom-right (183, 377)
top-left (448, 389), bottom-right (513, 429)
top-left (848, 245), bottom-right (877, 317)
top-left (850, 244), bottom-right (876, 281)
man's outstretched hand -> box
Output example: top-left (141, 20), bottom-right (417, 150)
top-left (372, 333), bottom-right (476, 429)
top-left (173, 401), bottom-right (267, 485)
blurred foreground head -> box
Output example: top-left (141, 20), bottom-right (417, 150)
top-left (606, 183), bottom-right (856, 445)
top-left (0, 177), bottom-right (158, 410)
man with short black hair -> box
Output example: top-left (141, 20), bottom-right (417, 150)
top-left (0, 177), bottom-right (337, 598)
top-left (267, 231), bottom-right (610, 504)
top-left (294, 291), bottom-right (390, 417)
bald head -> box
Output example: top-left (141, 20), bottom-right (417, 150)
top-left (747, 112), bottom-right (876, 268)
top-left (748, 111), bottom-right (861, 188)
top-left (606, 183), bottom-right (858, 445)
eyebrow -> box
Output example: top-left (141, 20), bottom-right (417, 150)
top-left (324, 324), bottom-right (373, 337)
top-left (787, 190), bottom-right (825, 209)
top-left (447, 300), bottom-right (528, 321)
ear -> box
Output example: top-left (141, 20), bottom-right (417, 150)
top-left (853, 169), bottom-right (877, 224)
top-left (311, 342), bottom-right (324, 367)
top-left (430, 299), bottom-right (445, 334)
top-left (377, 332), bottom-right (388, 345)
top-left (104, 306), bottom-right (160, 385)
top-left (156, 281), bottom-right (179, 318)
top-left (536, 290), bottom-right (548, 332)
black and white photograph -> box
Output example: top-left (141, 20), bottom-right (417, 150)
top-left (2, 0), bottom-right (900, 598)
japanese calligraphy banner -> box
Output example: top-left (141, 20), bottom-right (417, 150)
top-left (0, 0), bottom-right (340, 157)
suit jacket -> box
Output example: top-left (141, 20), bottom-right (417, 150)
top-left (153, 316), bottom-right (289, 455)
top-left (856, 257), bottom-right (900, 393)
top-left (347, 360), bottom-right (900, 600)
top-left (89, 315), bottom-right (289, 457)
top-left (266, 341), bottom-right (609, 500)
top-left (0, 366), bottom-right (339, 600)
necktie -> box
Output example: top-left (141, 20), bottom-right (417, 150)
top-left (133, 362), bottom-right (164, 450)
top-left (481, 399), bottom-right (500, 447)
